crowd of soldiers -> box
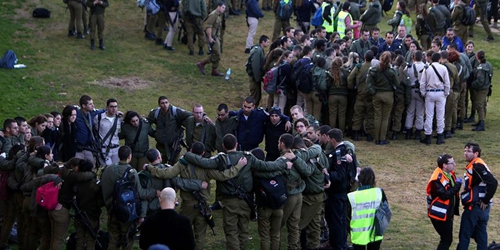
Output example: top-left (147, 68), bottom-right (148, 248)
top-left (0, 94), bottom-right (363, 250)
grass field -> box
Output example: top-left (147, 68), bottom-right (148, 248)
top-left (1, 0), bottom-right (500, 249)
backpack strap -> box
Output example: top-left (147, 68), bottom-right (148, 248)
top-left (430, 65), bottom-right (445, 84)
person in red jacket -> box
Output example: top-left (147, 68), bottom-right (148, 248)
top-left (426, 154), bottom-right (462, 250)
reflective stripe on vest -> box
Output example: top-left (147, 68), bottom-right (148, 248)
top-left (348, 187), bottom-right (383, 245)
top-left (462, 158), bottom-right (488, 208)
top-left (322, 2), bottom-right (335, 33)
top-left (426, 167), bottom-right (455, 221)
top-left (337, 11), bottom-right (351, 37)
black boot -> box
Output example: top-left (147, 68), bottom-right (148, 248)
top-left (456, 121), bottom-right (463, 130)
top-left (420, 135), bottom-right (431, 145)
top-left (414, 130), bottom-right (422, 140)
top-left (68, 30), bottom-right (76, 37)
top-left (451, 128), bottom-right (456, 134)
top-left (90, 39), bottom-right (95, 50)
top-left (444, 130), bottom-right (452, 139)
top-left (352, 130), bottom-right (359, 141)
top-left (472, 120), bottom-right (485, 131)
top-left (99, 39), bottom-right (105, 50)
top-left (436, 133), bottom-right (445, 144)
top-left (405, 129), bottom-right (412, 140)
top-left (76, 32), bottom-right (85, 39)
top-left (391, 131), bottom-right (398, 140)
top-left (366, 134), bottom-right (373, 141)
top-left (198, 47), bottom-right (204, 55)
top-left (464, 111), bottom-right (476, 123)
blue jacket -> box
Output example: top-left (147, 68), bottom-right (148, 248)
top-left (441, 36), bottom-right (464, 53)
top-left (246, 0), bottom-right (264, 18)
top-left (230, 108), bottom-right (289, 151)
top-left (75, 108), bottom-right (105, 147)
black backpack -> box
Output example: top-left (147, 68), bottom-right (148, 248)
top-left (293, 59), bottom-right (315, 94)
top-left (256, 175), bottom-right (288, 209)
top-left (32, 8), bottom-right (51, 18)
top-left (111, 166), bottom-right (141, 224)
top-left (461, 5), bottom-right (476, 26)
top-left (382, 0), bottom-right (394, 12)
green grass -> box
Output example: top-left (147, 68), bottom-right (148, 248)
top-left (2, 0), bottom-right (500, 249)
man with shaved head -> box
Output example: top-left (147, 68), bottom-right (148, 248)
top-left (140, 187), bottom-right (195, 250)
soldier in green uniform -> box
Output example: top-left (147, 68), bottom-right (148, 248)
top-left (182, 134), bottom-right (291, 250)
top-left (67, 0), bottom-right (85, 38)
top-left (182, 0), bottom-right (207, 55)
top-left (144, 144), bottom-right (246, 250)
top-left (86, 0), bottom-right (108, 50)
top-left (348, 50), bottom-right (374, 141)
top-left (367, 51), bottom-right (400, 145)
top-left (119, 111), bottom-right (155, 172)
top-left (390, 55), bottom-right (411, 140)
top-left (470, 50), bottom-right (493, 131)
top-left (215, 103), bottom-right (238, 153)
top-left (183, 104), bottom-right (216, 157)
top-left (147, 96), bottom-right (192, 164)
top-left (451, 0), bottom-right (469, 43)
top-left (440, 51), bottom-right (459, 138)
top-left (350, 30), bottom-right (373, 63)
top-left (196, 2), bottom-right (226, 76)
top-left (468, 0), bottom-right (494, 41)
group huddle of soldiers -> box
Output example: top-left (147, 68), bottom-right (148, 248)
top-left (0, 94), bottom-right (364, 250)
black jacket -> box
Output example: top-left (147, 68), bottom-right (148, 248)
top-left (139, 209), bottom-right (195, 250)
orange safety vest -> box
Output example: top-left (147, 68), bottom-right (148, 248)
top-left (461, 157), bottom-right (488, 210)
top-left (426, 167), bottom-right (457, 221)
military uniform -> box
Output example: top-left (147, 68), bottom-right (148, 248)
top-left (181, 0), bottom-right (207, 53)
top-left (118, 118), bottom-right (154, 171)
top-left (272, 0), bottom-right (292, 41)
top-left (391, 62), bottom-right (411, 139)
top-left (359, 0), bottom-right (382, 31)
top-left (468, 0), bottom-right (494, 39)
top-left (183, 151), bottom-right (288, 250)
top-left (442, 60), bottom-right (459, 136)
top-left (215, 116), bottom-right (238, 153)
top-left (68, 0), bottom-right (85, 36)
top-left (348, 62), bottom-right (374, 140)
top-left (328, 69), bottom-right (350, 131)
top-left (0, 147), bottom-right (21, 250)
top-left (470, 61), bottom-right (493, 130)
top-left (101, 162), bottom-right (155, 250)
top-left (198, 8), bottom-right (224, 75)
top-left (145, 158), bottom-right (240, 250)
top-left (183, 116), bottom-right (217, 157)
top-left (147, 105), bottom-right (191, 164)
top-left (350, 39), bottom-right (372, 63)
top-left (451, 3), bottom-right (469, 43)
top-left (86, 0), bottom-right (108, 50)
top-left (367, 65), bottom-right (400, 143)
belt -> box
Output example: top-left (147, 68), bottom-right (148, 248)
top-left (426, 89), bottom-right (444, 92)
top-left (102, 144), bottom-right (119, 149)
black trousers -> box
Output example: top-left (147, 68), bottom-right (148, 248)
top-left (353, 240), bottom-right (382, 250)
top-left (489, 0), bottom-right (499, 22)
top-left (431, 218), bottom-right (454, 250)
top-left (325, 194), bottom-right (348, 250)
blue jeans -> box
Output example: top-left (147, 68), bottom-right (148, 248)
top-left (456, 204), bottom-right (490, 250)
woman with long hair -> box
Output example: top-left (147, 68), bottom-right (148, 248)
top-left (273, 51), bottom-right (294, 112)
top-left (328, 57), bottom-right (349, 131)
top-left (28, 115), bottom-right (48, 137)
top-left (367, 51), bottom-right (400, 145)
top-left (119, 110), bottom-right (154, 171)
top-left (264, 48), bottom-right (285, 110)
top-left (387, 1), bottom-right (411, 33)
top-left (59, 105), bottom-right (78, 162)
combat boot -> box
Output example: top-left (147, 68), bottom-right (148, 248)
top-left (211, 68), bottom-right (224, 77)
top-left (472, 120), bottom-right (485, 131)
top-left (196, 61), bottom-right (207, 75)
top-left (436, 133), bottom-right (445, 145)
top-left (90, 39), bottom-right (95, 50)
top-left (463, 111), bottom-right (476, 123)
top-left (68, 30), bottom-right (76, 37)
top-left (420, 135), bottom-right (431, 145)
top-left (414, 130), bottom-right (422, 140)
top-left (76, 32), bottom-right (85, 39)
top-left (391, 131), bottom-right (398, 140)
top-left (198, 47), bottom-right (204, 55)
top-left (99, 39), bottom-right (105, 50)
top-left (352, 130), bottom-right (359, 141)
top-left (405, 129), bottom-right (412, 140)
top-left (444, 130), bottom-right (452, 139)
top-left (456, 121), bottom-right (463, 130)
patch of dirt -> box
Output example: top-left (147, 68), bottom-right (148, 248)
top-left (90, 77), bottom-right (152, 90)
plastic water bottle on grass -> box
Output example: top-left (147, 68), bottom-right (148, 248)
top-left (225, 68), bottom-right (231, 80)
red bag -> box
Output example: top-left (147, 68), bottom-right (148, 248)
top-left (36, 182), bottom-right (59, 210)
